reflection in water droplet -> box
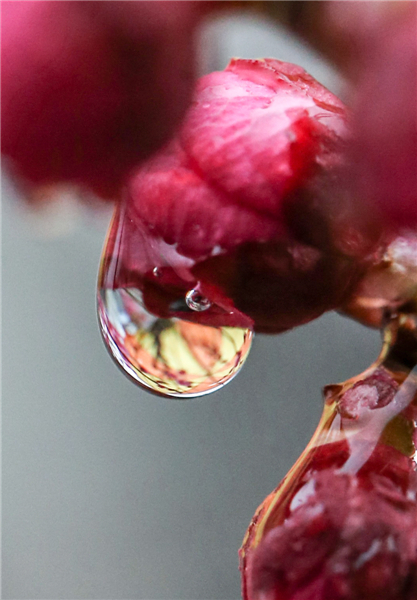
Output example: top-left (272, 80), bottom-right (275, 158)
top-left (97, 204), bottom-right (253, 398)
top-left (98, 288), bottom-right (252, 398)
top-left (185, 288), bottom-right (212, 312)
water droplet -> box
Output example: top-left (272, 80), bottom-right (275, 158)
top-left (185, 288), bottom-right (212, 312)
top-left (152, 267), bottom-right (161, 277)
top-left (97, 204), bottom-right (253, 398)
top-left (98, 288), bottom-right (252, 398)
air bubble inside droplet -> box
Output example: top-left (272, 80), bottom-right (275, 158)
top-left (185, 288), bottom-right (212, 312)
top-left (97, 205), bottom-right (253, 398)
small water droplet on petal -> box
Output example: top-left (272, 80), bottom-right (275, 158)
top-left (185, 288), bottom-right (212, 312)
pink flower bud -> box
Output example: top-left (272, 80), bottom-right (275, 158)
top-left (248, 468), bottom-right (417, 600)
top-left (122, 59), bottom-right (368, 332)
top-left (328, 1), bottom-right (417, 232)
top-left (1, 1), bottom-right (203, 198)
top-left (241, 356), bottom-right (417, 600)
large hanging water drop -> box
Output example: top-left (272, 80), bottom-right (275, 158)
top-left (97, 202), bottom-right (253, 398)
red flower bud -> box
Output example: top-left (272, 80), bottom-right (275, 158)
top-left (118, 59), bottom-right (367, 333)
top-left (328, 1), bottom-right (417, 232)
top-left (1, 0), bottom-right (203, 198)
top-left (240, 320), bottom-right (417, 600)
top-left (248, 468), bottom-right (417, 600)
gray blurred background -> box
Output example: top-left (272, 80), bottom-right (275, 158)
top-left (2, 12), bottom-right (380, 600)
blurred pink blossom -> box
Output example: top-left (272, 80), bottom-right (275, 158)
top-left (1, 0), bottom-right (204, 199)
top-left (328, 1), bottom-right (417, 232)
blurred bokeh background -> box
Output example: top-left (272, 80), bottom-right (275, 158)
top-left (2, 10), bottom-right (380, 599)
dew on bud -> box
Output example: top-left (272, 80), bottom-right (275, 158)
top-left (185, 288), bottom-right (212, 312)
